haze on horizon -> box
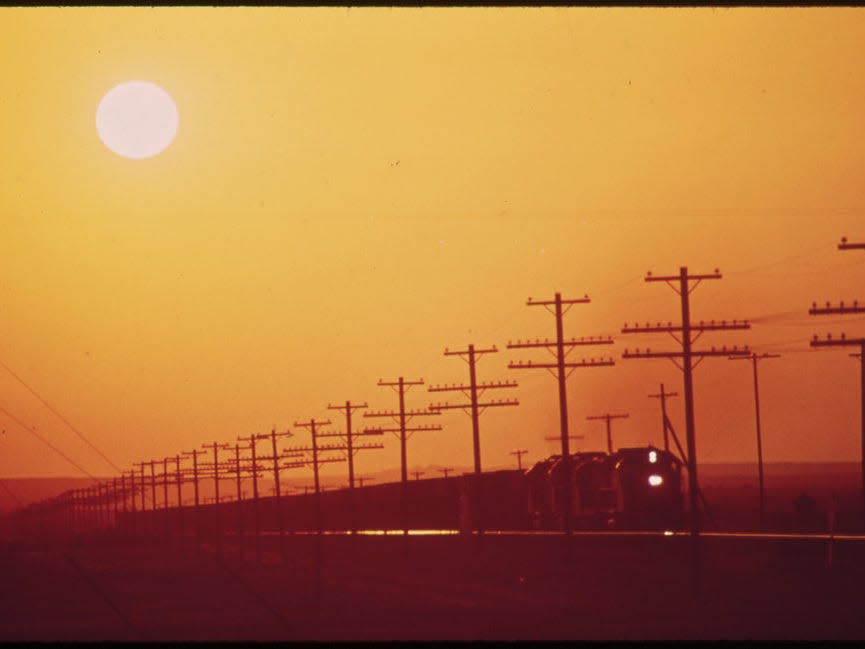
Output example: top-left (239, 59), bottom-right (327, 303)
top-left (1, 8), bottom-right (865, 483)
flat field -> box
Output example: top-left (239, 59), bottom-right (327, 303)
top-left (1, 531), bottom-right (864, 641)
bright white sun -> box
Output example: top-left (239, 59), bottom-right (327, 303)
top-left (96, 81), bottom-right (179, 159)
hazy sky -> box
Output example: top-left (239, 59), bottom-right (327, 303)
top-left (2, 8), bottom-right (865, 482)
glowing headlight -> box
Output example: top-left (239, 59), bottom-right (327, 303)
top-left (648, 450), bottom-right (658, 464)
top-left (648, 474), bottom-right (663, 487)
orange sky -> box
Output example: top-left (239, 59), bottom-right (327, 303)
top-left (1, 8), bottom-right (865, 482)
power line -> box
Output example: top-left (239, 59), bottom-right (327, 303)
top-left (0, 357), bottom-right (121, 472)
top-left (0, 403), bottom-right (98, 480)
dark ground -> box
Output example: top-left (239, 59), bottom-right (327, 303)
top-left (2, 531), bottom-right (865, 641)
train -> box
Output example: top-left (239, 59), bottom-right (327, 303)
top-left (525, 446), bottom-right (685, 531)
top-left (5, 446), bottom-right (685, 539)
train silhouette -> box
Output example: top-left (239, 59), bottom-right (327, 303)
top-left (5, 446), bottom-right (685, 538)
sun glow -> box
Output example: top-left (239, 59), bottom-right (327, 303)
top-left (95, 80), bottom-right (178, 159)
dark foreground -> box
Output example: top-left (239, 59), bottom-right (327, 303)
top-left (2, 532), bottom-right (865, 641)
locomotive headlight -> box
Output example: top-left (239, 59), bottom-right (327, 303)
top-left (648, 474), bottom-right (663, 487)
top-left (648, 451), bottom-right (658, 464)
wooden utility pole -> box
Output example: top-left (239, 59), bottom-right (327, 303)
top-left (508, 293), bottom-right (615, 538)
top-left (648, 383), bottom-right (678, 453)
top-left (430, 343), bottom-right (518, 544)
top-left (160, 458), bottom-right (171, 543)
top-left (729, 352), bottom-right (780, 530)
top-left (201, 442), bottom-right (231, 557)
top-left (128, 470), bottom-right (137, 536)
top-left (291, 418), bottom-right (345, 599)
top-left (586, 413), bottom-right (630, 454)
top-left (365, 378), bottom-right (442, 538)
top-left (412, 471), bottom-right (425, 481)
top-left (174, 455), bottom-right (183, 554)
top-left (438, 467), bottom-right (454, 478)
top-left (509, 450), bottom-right (528, 471)
top-left (809, 236), bottom-right (865, 531)
top-left (237, 434), bottom-right (264, 563)
top-left (621, 266), bottom-right (750, 599)
top-left (132, 462), bottom-right (148, 532)
top-left (323, 401), bottom-right (384, 535)
top-left (181, 449), bottom-right (205, 555)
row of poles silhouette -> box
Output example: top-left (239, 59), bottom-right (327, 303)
top-left (11, 237), bottom-right (865, 600)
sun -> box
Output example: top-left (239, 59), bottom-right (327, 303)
top-left (96, 81), bottom-right (179, 159)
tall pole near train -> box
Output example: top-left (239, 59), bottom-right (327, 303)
top-left (508, 293), bottom-right (615, 539)
top-left (809, 236), bottom-right (865, 532)
top-left (324, 401), bottom-right (384, 536)
top-left (429, 343), bottom-right (518, 545)
top-left (586, 413), bottom-right (629, 454)
top-left (728, 352), bottom-right (779, 530)
top-left (648, 384), bottom-right (678, 453)
top-left (365, 378), bottom-right (442, 541)
top-left (182, 448), bottom-right (204, 555)
top-left (237, 433), bottom-right (263, 564)
top-left (174, 455), bottom-right (183, 555)
top-left (621, 266), bottom-right (750, 599)
top-left (202, 442), bottom-right (230, 558)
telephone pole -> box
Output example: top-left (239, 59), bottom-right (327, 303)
top-left (132, 462), bottom-right (148, 533)
top-left (586, 413), bottom-right (630, 454)
top-left (809, 235), bottom-right (865, 532)
top-left (508, 292), bottom-right (615, 538)
top-left (324, 401), bottom-right (384, 535)
top-left (237, 433), bottom-right (263, 564)
top-left (438, 467), bottom-right (454, 478)
top-left (412, 470), bottom-right (425, 481)
top-left (288, 419), bottom-right (345, 535)
top-left (430, 343), bottom-right (518, 542)
top-left (291, 418), bottom-right (345, 600)
top-left (648, 383), bottom-right (678, 453)
top-left (729, 352), bottom-right (780, 530)
top-left (365, 378), bottom-right (442, 538)
top-left (173, 455), bottom-right (183, 554)
top-left (510, 450), bottom-right (528, 471)
top-left (621, 266), bottom-right (750, 599)
top-left (201, 442), bottom-right (231, 557)
top-left (128, 470), bottom-right (137, 536)
top-left (181, 448), bottom-right (205, 555)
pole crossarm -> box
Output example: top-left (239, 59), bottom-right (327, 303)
top-left (508, 358), bottom-right (614, 369)
top-left (810, 336), bottom-right (865, 348)
top-left (622, 320), bottom-right (750, 334)
top-left (623, 346), bottom-right (750, 359)
top-left (444, 345), bottom-right (498, 356)
top-left (362, 424), bottom-right (442, 434)
top-left (645, 270), bottom-right (722, 282)
top-left (839, 237), bottom-right (865, 250)
top-left (507, 336), bottom-right (613, 349)
top-left (545, 434), bottom-right (584, 441)
top-left (809, 301), bottom-right (865, 316)
top-left (526, 295), bottom-right (590, 306)
top-left (364, 409), bottom-right (439, 418)
top-left (428, 380), bottom-right (518, 392)
top-left (728, 352), bottom-right (781, 361)
top-left (430, 399), bottom-right (519, 411)
top-left (587, 413), bottom-right (629, 422)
